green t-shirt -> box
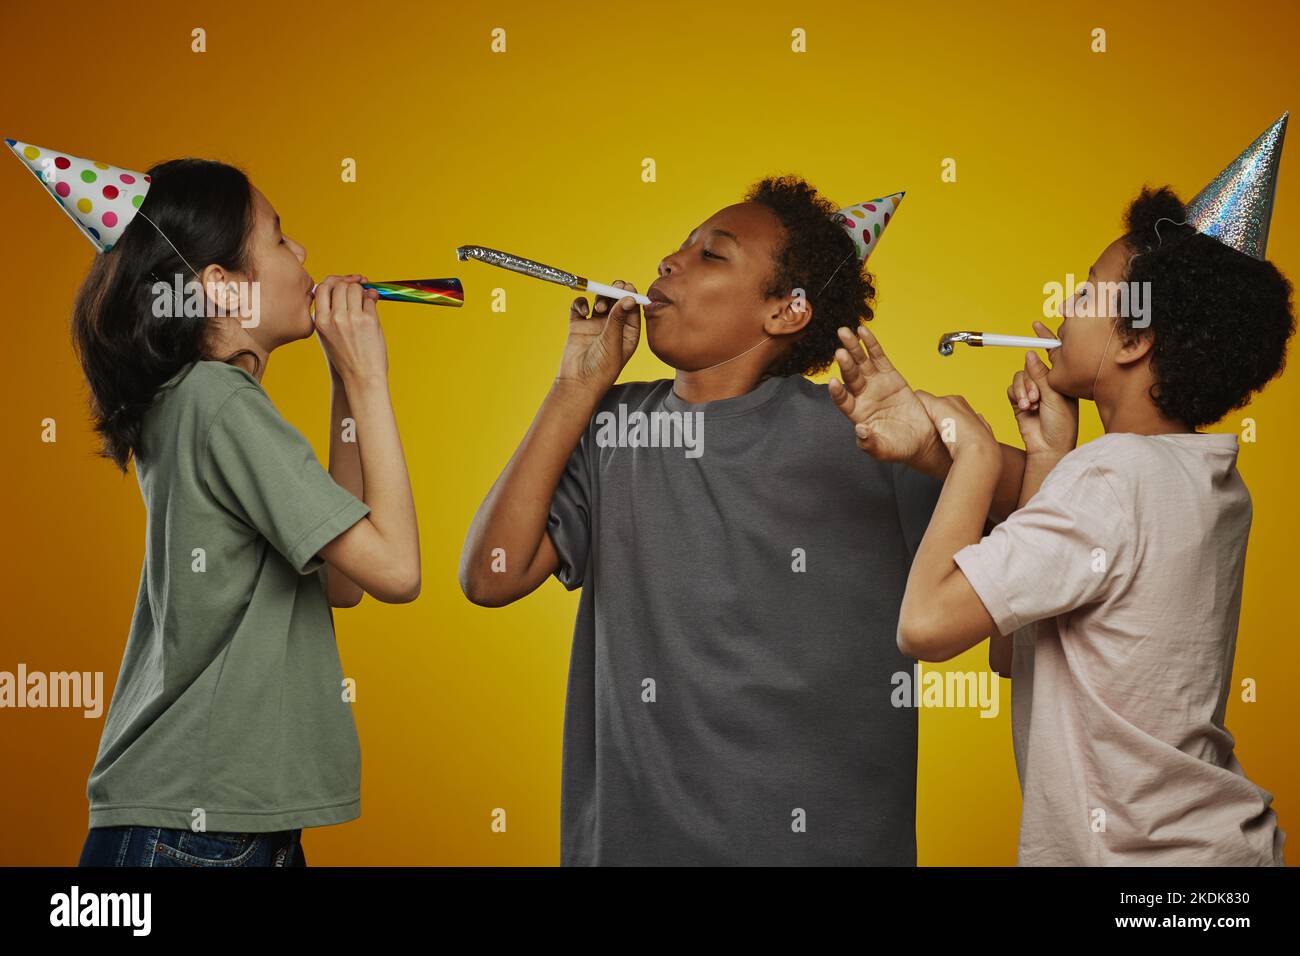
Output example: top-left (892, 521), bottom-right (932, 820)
top-left (87, 360), bottom-right (371, 833)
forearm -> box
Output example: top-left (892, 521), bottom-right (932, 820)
top-left (992, 444), bottom-right (1027, 522)
top-left (341, 374), bottom-right (420, 590)
top-left (460, 379), bottom-right (603, 602)
top-left (987, 450), bottom-right (1066, 675)
top-left (328, 373), bottom-right (365, 498)
top-left (324, 373), bottom-right (365, 606)
top-left (916, 441), bottom-right (1026, 524)
top-left (1019, 450), bottom-right (1064, 508)
top-left (908, 452), bottom-right (999, 599)
top-left (899, 448), bottom-right (1000, 659)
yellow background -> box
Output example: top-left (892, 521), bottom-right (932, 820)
top-left (1, 0), bottom-right (1295, 865)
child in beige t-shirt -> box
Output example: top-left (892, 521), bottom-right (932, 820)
top-left (955, 431), bottom-right (1282, 865)
top-left (833, 184), bottom-right (1293, 865)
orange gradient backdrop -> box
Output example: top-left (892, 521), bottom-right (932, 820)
top-left (1, 0), bottom-right (1296, 865)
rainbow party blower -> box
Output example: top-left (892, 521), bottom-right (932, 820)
top-left (359, 278), bottom-right (463, 306)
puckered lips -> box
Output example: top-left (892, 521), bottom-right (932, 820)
top-left (645, 283), bottom-right (673, 316)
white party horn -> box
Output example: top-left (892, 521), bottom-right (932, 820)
top-left (938, 331), bottom-right (1061, 356)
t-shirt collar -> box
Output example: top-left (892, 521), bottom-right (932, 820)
top-left (1150, 432), bottom-right (1239, 452)
top-left (661, 373), bottom-right (791, 418)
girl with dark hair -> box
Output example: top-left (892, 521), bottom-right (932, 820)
top-left (5, 142), bottom-right (421, 867)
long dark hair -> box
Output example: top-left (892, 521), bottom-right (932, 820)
top-left (70, 158), bottom-right (259, 472)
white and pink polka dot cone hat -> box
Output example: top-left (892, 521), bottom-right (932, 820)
top-left (833, 191), bottom-right (904, 263)
top-left (5, 137), bottom-right (151, 253)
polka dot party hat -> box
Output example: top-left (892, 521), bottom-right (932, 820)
top-left (5, 137), bottom-right (152, 253)
top-left (833, 192), bottom-right (904, 263)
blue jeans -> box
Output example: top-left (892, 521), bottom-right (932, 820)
top-left (78, 826), bottom-right (306, 867)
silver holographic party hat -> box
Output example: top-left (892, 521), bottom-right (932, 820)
top-left (1186, 112), bottom-right (1287, 259)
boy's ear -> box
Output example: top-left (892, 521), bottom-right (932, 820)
top-left (766, 289), bottom-right (814, 337)
top-left (1113, 322), bottom-right (1155, 367)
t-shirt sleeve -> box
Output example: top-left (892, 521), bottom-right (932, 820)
top-left (891, 461), bottom-right (944, 560)
top-left (546, 429), bottom-right (593, 591)
top-left (201, 385), bottom-right (371, 575)
top-left (952, 452), bottom-right (1130, 635)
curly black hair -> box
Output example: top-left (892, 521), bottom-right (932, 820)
top-left (1119, 186), bottom-right (1295, 430)
top-left (743, 175), bottom-right (877, 377)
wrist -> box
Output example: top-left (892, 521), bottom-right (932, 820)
top-left (551, 375), bottom-right (609, 410)
top-left (913, 433), bottom-right (953, 480)
top-left (1023, 429), bottom-right (1072, 449)
top-left (951, 440), bottom-right (1002, 480)
top-left (1026, 447), bottom-right (1068, 468)
top-left (340, 370), bottom-right (389, 399)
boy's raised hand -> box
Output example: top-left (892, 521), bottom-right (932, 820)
top-left (1007, 322), bottom-right (1079, 457)
top-left (558, 279), bottom-right (641, 394)
top-left (829, 324), bottom-right (948, 475)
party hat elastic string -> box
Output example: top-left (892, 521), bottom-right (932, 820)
top-left (816, 248), bottom-right (857, 296)
top-left (815, 194), bottom-right (905, 298)
top-left (133, 207), bottom-right (200, 281)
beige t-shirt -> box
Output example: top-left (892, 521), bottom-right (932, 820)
top-left (955, 432), bottom-right (1285, 866)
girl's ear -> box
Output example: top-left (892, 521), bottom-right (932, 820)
top-left (198, 263), bottom-right (243, 315)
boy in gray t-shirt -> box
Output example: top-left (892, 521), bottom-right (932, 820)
top-left (545, 374), bottom-right (940, 864)
top-left (461, 177), bottom-right (1026, 864)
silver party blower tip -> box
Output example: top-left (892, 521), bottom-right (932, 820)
top-left (456, 245), bottom-right (651, 305)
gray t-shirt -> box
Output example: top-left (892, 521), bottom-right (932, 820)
top-left (87, 360), bottom-right (371, 833)
top-left (547, 373), bottom-right (942, 865)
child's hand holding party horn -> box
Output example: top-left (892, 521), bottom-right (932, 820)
top-left (1006, 324), bottom-right (1079, 459)
top-left (312, 274), bottom-right (389, 386)
top-left (560, 279), bottom-right (642, 392)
